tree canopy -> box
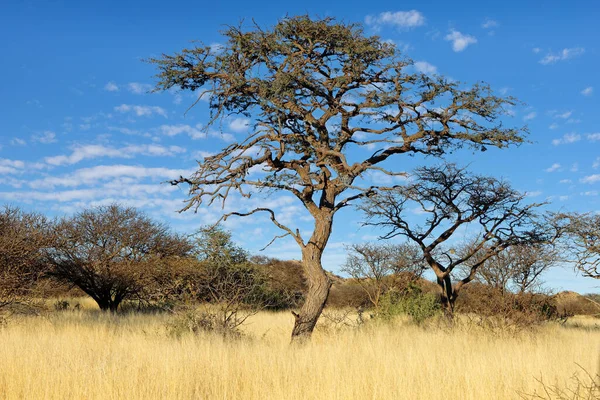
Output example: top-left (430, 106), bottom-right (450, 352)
top-left (151, 15), bottom-right (527, 338)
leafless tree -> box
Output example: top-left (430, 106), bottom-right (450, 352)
top-left (459, 243), bottom-right (557, 295)
top-left (0, 206), bottom-right (50, 311)
top-left (361, 164), bottom-right (550, 316)
top-left (44, 204), bottom-right (191, 312)
top-left (551, 212), bottom-right (600, 280)
top-left (150, 16), bottom-right (526, 338)
top-left (342, 242), bottom-right (424, 309)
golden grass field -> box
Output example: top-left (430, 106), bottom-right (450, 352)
top-left (0, 298), bottom-right (598, 400)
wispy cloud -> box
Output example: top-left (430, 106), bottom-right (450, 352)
top-left (539, 47), bottom-right (585, 65)
top-left (0, 159), bottom-right (26, 175)
top-left (413, 61), bottom-right (437, 75)
top-left (127, 82), bottom-right (153, 94)
top-left (158, 124), bottom-right (205, 139)
top-left (545, 163), bottom-right (561, 172)
top-left (552, 133), bottom-right (581, 146)
top-left (444, 30), bottom-right (477, 52)
top-left (228, 118), bottom-right (250, 133)
top-left (115, 104), bottom-right (167, 118)
top-left (45, 144), bottom-right (186, 166)
top-left (31, 131), bottom-right (57, 144)
top-left (29, 164), bottom-right (194, 189)
top-left (523, 112), bottom-right (536, 121)
top-left (581, 175), bottom-right (600, 184)
top-left (365, 10), bottom-right (425, 30)
top-left (104, 82), bottom-right (119, 92)
top-left (481, 18), bottom-right (499, 29)
top-left (581, 87), bottom-right (593, 96)
top-left (550, 110), bottom-right (573, 119)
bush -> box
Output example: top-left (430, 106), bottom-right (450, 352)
top-left (379, 286), bottom-right (441, 325)
top-left (166, 308), bottom-right (246, 339)
top-left (456, 284), bottom-right (566, 331)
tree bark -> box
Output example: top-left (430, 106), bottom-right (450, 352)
top-left (291, 214), bottom-right (333, 341)
top-left (438, 275), bottom-right (455, 319)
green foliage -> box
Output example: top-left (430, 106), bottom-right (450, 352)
top-left (378, 286), bottom-right (440, 325)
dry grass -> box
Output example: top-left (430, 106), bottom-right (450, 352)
top-left (0, 304), bottom-right (598, 399)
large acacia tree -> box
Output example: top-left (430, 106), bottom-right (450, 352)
top-left (361, 164), bottom-right (549, 315)
top-left (151, 16), bottom-right (526, 338)
top-left (45, 205), bottom-right (191, 312)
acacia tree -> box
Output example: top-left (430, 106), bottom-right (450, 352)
top-left (342, 242), bottom-right (424, 309)
top-left (0, 206), bottom-right (50, 310)
top-left (552, 213), bottom-right (600, 280)
top-left (45, 205), bottom-right (191, 312)
top-left (361, 164), bottom-right (549, 316)
top-left (466, 244), bottom-right (557, 294)
top-left (151, 16), bottom-right (525, 338)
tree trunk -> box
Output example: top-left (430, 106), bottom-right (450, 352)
top-left (291, 214), bottom-right (333, 341)
top-left (437, 275), bottom-right (455, 319)
top-left (96, 297), bottom-right (110, 312)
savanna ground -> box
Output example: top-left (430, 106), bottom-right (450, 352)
top-left (0, 298), bottom-right (598, 400)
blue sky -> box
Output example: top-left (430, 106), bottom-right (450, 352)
top-left (1, 0), bottom-right (599, 292)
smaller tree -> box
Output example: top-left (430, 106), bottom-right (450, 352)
top-left (552, 212), bottom-right (600, 280)
top-left (44, 204), bottom-right (191, 312)
top-left (0, 206), bottom-right (50, 311)
top-left (459, 243), bottom-right (557, 295)
top-left (187, 226), bottom-right (270, 331)
top-left (342, 242), bottom-right (424, 309)
top-left (361, 164), bottom-right (550, 316)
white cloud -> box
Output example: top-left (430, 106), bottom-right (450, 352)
top-left (587, 133), bottom-right (600, 141)
top-left (31, 131), bottom-right (57, 144)
top-left (571, 163), bottom-right (579, 172)
top-left (594, 158), bottom-right (600, 169)
top-left (581, 175), bottom-right (600, 184)
top-left (549, 123), bottom-right (559, 130)
top-left (0, 159), bottom-right (26, 175)
top-left (413, 61), bottom-right (437, 75)
top-left (523, 112), bottom-right (536, 121)
top-left (127, 82), bottom-right (153, 95)
top-left (552, 133), bottom-right (581, 146)
top-left (45, 144), bottom-right (186, 166)
top-left (159, 124), bottom-right (205, 139)
top-left (104, 82), bottom-right (119, 92)
top-left (525, 190), bottom-right (543, 198)
top-left (539, 47), bottom-right (585, 65)
top-left (532, 47), bottom-right (541, 54)
top-left (581, 87), bottom-right (593, 96)
top-left (481, 19), bottom-right (498, 29)
top-left (228, 118), bottom-right (250, 133)
top-left (444, 30), bottom-right (477, 52)
top-left (365, 10), bottom-right (425, 30)
top-left (210, 43), bottom-right (225, 53)
top-left (11, 138), bottom-right (26, 146)
top-left (30, 164), bottom-right (194, 189)
top-left (115, 104), bottom-right (167, 118)
top-left (545, 163), bottom-right (561, 172)
top-left (581, 191), bottom-right (598, 196)
top-left (559, 179), bottom-right (572, 184)
top-left (554, 111), bottom-right (572, 119)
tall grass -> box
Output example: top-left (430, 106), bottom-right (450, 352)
top-left (0, 307), bottom-right (598, 399)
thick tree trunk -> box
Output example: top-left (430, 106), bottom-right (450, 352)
top-left (291, 214), bottom-right (333, 341)
top-left (94, 295), bottom-right (121, 313)
top-left (437, 275), bottom-right (455, 319)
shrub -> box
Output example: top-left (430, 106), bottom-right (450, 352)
top-left (167, 308), bottom-right (246, 339)
top-left (379, 286), bottom-right (441, 325)
top-left (456, 284), bottom-right (566, 331)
